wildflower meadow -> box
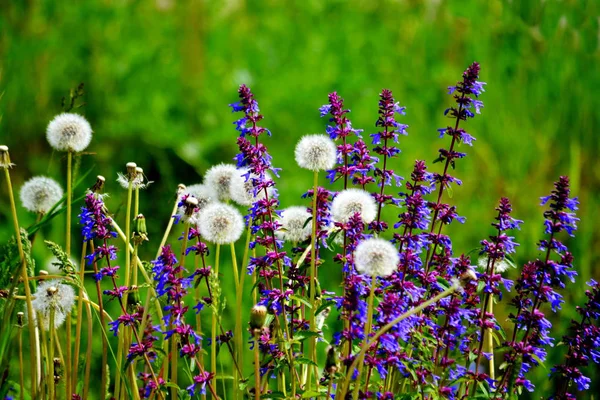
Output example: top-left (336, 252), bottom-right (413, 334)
top-left (1, 2), bottom-right (599, 399)
top-left (0, 57), bottom-right (597, 400)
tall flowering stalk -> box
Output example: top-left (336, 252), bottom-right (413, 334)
top-left (425, 61), bottom-right (484, 273)
top-left (230, 85), bottom-right (296, 390)
top-left (370, 89), bottom-right (408, 233)
top-left (495, 176), bottom-right (579, 396)
top-left (550, 280), bottom-right (600, 399)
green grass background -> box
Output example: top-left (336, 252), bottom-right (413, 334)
top-left (1, 0), bottom-right (599, 398)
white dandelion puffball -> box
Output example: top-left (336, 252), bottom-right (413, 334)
top-left (31, 279), bottom-right (76, 330)
top-left (46, 113), bottom-right (93, 152)
top-left (477, 255), bottom-right (511, 274)
top-left (229, 169), bottom-right (273, 206)
top-left (20, 176), bottom-right (63, 214)
top-left (295, 134), bottom-right (337, 171)
top-left (204, 163), bottom-right (238, 202)
top-left (331, 188), bottom-right (377, 224)
top-left (198, 203), bottom-right (244, 244)
top-left (354, 238), bottom-right (399, 278)
top-left (278, 206), bottom-right (312, 243)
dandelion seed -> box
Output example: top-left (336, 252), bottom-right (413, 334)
top-left (31, 279), bottom-right (76, 330)
top-left (204, 163), bottom-right (238, 202)
top-left (19, 176), bottom-right (63, 214)
top-left (117, 162), bottom-right (150, 190)
top-left (46, 113), bottom-right (92, 152)
top-left (0, 145), bottom-right (15, 169)
top-left (197, 203), bottom-right (244, 244)
top-left (331, 188), bottom-right (377, 224)
top-left (354, 238), bottom-right (399, 278)
top-left (294, 134), bottom-right (337, 171)
top-left (277, 206), bottom-right (312, 243)
top-left (229, 169), bottom-right (273, 206)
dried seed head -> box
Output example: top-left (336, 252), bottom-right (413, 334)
top-left (20, 176), bottom-right (63, 214)
top-left (229, 169), bottom-right (273, 206)
top-left (46, 113), bottom-right (93, 152)
top-left (90, 175), bottom-right (106, 194)
top-left (204, 163), bottom-right (238, 201)
top-left (294, 134), bottom-right (337, 171)
top-left (354, 238), bottom-right (399, 278)
top-left (31, 280), bottom-right (76, 330)
top-left (277, 206), bottom-right (312, 243)
top-left (331, 188), bottom-right (377, 224)
top-left (198, 203), bottom-right (244, 244)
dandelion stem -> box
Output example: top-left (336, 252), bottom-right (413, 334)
top-left (155, 186), bottom-right (183, 260)
top-left (83, 303), bottom-right (94, 399)
top-left (48, 307), bottom-right (56, 400)
top-left (65, 312), bottom-right (72, 396)
top-left (2, 166), bottom-right (38, 397)
top-left (306, 170), bottom-right (319, 390)
top-left (18, 320), bottom-right (24, 400)
top-left (66, 150), bottom-right (72, 256)
top-left (211, 244), bottom-right (221, 377)
top-left (354, 275), bottom-right (377, 399)
top-left (254, 331), bottom-right (261, 400)
top-left (72, 241), bottom-right (87, 392)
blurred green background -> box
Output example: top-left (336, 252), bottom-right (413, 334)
top-left (1, 0), bottom-right (599, 398)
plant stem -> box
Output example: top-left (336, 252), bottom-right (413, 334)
top-left (254, 332), bottom-right (261, 400)
top-left (18, 322), bottom-right (24, 400)
top-left (72, 241), bottom-right (87, 392)
top-left (155, 186), bottom-right (183, 260)
top-left (306, 170), bottom-right (319, 390)
top-left (3, 167), bottom-right (37, 397)
top-left (83, 303), bottom-right (94, 399)
top-left (231, 242), bottom-right (242, 399)
top-left (65, 312), bottom-right (72, 397)
top-left (354, 275), bottom-right (377, 399)
top-left (49, 307), bottom-right (56, 400)
top-left (66, 151), bottom-right (72, 256)
top-left (487, 298), bottom-right (495, 379)
top-left (211, 244), bottom-right (221, 380)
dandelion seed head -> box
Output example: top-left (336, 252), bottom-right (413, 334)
top-left (0, 145), bottom-right (14, 169)
top-left (294, 134), bottom-right (337, 171)
top-left (46, 113), bottom-right (92, 152)
top-left (229, 169), bottom-right (273, 206)
top-left (354, 238), bottom-right (399, 277)
top-left (31, 279), bottom-right (76, 330)
top-left (477, 255), bottom-right (511, 274)
top-left (20, 176), bottom-right (63, 214)
top-left (198, 203), bottom-right (244, 244)
top-left (277, 206), bottom-right (312, 243)
top-left (331, 188), bottom-right (377, 224)
top-left (204, 163), bottom-right (238, 201)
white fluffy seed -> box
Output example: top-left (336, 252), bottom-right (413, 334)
top-left (198, 203), bottom-right (244, 244)
top-left (331, 188), bottom-right (377, 224)
top-left (277, 206), bottom-right (312, 243)
top-left (19, 176), bottom-right (63, 214)
top-left (294, 134), bottom-right (337, 171)
top-left (46, 113), bottom-right (92, 152)
top-left (354, 238), bottom-right (399, 278)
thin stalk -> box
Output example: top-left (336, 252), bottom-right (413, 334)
top-left (231, 242), bottom-right (241, 399)
top-left (155, 188), bottom-right (183, 260)
top-left (18, 322), bottom-right (24, 400)
top-left (353, 275), bottom-right (377, 399)
top-left (338, 286), bottom-right (457, 398)
top-left (254, 332), bottom-right (261, 400)
top-left (66, 151), bottom-right (72, 256)
top-left (487, 299), bottom-right (495, 379)
top-left (38, 312), bottom-right (48, 399)
top-left (72, 241), bottom-right (87, 392)
top-left (211, 244), bottom-right (221, 378)
top-left (3, 167), bottom-right (37, 397)
top-left (83, 303), bottom-right (94, 399)
top-left (65, 312), bottom-right (72, 397)
top-left (48, 307), bottom-right (56, 400)
top-left (306, 170), bottom-right (319, 390)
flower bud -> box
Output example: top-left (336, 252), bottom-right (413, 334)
top-left (324, 346), bottom-right (339, 375)
top-left (0, 145), bottom-right (14, 169)
top-left (249, 305), bottom-right (267, 333)
top-left (132, 214), bottom-right (149, 245)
